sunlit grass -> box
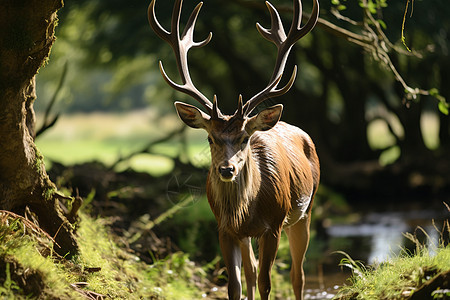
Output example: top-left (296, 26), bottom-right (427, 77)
top-left (36, 110), bottom-right (209, 175)
top-left (335, 214), bottom-right (450, 300)
top-left (335, 245), bottom-right (450, 299)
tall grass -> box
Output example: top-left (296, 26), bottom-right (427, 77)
top-left (335, 207), bottom-right (450, 300)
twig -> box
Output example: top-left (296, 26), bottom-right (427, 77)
top-left (128, 194), bottom-right (196, 244)
top-left (36, 61), bottom-right (68, 138)
top-left (71, 282), bottom-right (106, 300)
top-left (232, 0), bottom-right (437, 104)
top-left (109, 126), bottom-right (187, 170)
top-left (0, 210), bottom-right (61, 252)
top-left (401, 0), bottom-right (413, 52)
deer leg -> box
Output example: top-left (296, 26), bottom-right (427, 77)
top-left (258, 229), bottom-right (281, 300)
top-left (240, 237), bottom-right (257, 300)
top-left (285, 217), bottom-right (311, 300)
top-left (219, 231), bottom-right (242, 300)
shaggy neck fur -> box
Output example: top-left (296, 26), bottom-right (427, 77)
top-left (209, 149), bottom-right (261, 234)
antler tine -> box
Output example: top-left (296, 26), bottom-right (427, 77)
top-left (148, 0), bottom-right (171, 43)
top-left (182, 2), bottom-right (213, 47)
top-left (148, 0), bottom-right (214, 114)
top-left (289, 0), bottom-right (320, 42)
top-left (244, 66), bottom-right (297, 116)
top-left (243, 0), bottom-right (319, 117)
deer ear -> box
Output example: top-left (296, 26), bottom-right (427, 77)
top-left (245, 104), bottom-right (283, 135)
top-left (174, 101), bottom-right (210, 129)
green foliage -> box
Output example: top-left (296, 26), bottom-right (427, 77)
top-left (438, 101), bottom-right (449, 115)
top-left (331, 0), bottom-right (347, 11)
top-left (429, 88), bottom-right (449, 115)
top-left (331, 0), bottom-right (388, 14)
top-left (0, 263), bottom-right (20, 297)
top-left (360, 0), bottom-right (387, 14)
top-left (146, 252), bottom-right (207, 299)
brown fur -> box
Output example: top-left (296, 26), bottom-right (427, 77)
top-left (207, 121), bottom-right (320, 238)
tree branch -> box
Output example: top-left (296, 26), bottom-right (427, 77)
top-left (109, 126), bottom-right (187, 170)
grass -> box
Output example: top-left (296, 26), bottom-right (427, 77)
top-left (335, 217), bottom-right (450, 300)
top-left (35, 110), bottom-right (210, 175)
top-left (0, 208), bottom-right (214, 299)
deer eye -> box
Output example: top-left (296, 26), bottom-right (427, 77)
top-left (207, 137), bottom-right (213, 145)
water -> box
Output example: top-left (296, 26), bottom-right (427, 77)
top-left (327, 209), bottom-right (447, 264)
top-left (302, 208), bottom-right (449, 299)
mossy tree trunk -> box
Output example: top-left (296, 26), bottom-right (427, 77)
top-left (0, 0), bottom-right (78, 256)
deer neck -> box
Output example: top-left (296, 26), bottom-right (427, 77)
top-left (209, 148), bottom-right (261, 234)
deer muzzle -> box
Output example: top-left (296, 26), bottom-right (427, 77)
top-left (218, 163), bottom-right (237, 182)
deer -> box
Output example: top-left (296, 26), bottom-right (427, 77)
top-left (148, 0), bottom-right (320, 299)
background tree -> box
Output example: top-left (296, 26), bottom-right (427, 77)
top-left (0, 0), bottom-right (78, 256)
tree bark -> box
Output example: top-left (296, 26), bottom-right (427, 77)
top-left (0, 0), bottom-right (78, 257)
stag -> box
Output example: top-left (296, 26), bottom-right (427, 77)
top-left (148, 0), bottom-right (320, 299)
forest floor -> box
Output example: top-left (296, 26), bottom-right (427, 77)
top-left (0, 160), bottom-right (449, 299)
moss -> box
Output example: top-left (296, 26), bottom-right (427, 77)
top-left (0, 213), bottom-right (79, 299)
top-left (0, 207), bottom-right (215, 299)
top-left (42, 187), bottom-right (56, 202)
top-left (33, 145), bottom-right (58, 202)
top-left (40, 16), bottom-right (59, 70)
top-left (34, 146), bottom-right (45, 174)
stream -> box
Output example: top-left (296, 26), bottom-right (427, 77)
top-left (303, 208), bottom-right (450, 300)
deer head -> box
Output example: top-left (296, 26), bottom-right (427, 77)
top-left (148, 0), bottom-right (319, 182)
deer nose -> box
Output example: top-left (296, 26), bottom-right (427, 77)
top-left (218, 165), bottom-right (235, 179)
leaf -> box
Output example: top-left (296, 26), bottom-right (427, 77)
top-left (429, 88), bottom-right (449, 115)
top-left (377, 19), bottom-right (387, 30)
top-left (429, 88), bottom-right (439, 97)
top-left (378, 0), bottom-right (388, 8)
top-left (367, 1), bottom-right (377, 14)
top-left (438, 101), bottom-right (449, 115)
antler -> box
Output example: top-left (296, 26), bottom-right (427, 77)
top-left (148, 0), bottom-right (213, 114)
top-left (243, 0), bottom-right (319, 116)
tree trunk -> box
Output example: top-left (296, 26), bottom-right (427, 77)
top-left (0, 0), bottom-right (78, 257)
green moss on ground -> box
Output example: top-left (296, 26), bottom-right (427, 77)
top-left (0, 210), bottom-right (212, 299)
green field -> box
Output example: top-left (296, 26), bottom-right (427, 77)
top-left (36, 110), bottom-right (210, 176)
